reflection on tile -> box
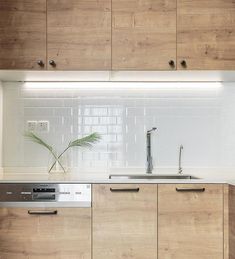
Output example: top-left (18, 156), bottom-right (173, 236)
top-left (2, 82), bottom-right (235, 171)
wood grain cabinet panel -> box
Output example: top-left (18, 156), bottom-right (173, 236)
top-left (93, 184), bottom-right (158, 259)
top-left (47, 0), bottom-right (111, 70)
top-left (0, 0), bottom-right (47, 70)
top-left (112, 0), bottom-right (176, 70)
top-left (158, 184), bottom-right (224, 259)
top-left (0, 208), bottom-right (91, 259)
top-left (229, 185), bottom-right (235, 259)
top-left (177, 0), bottom-right (235, 70)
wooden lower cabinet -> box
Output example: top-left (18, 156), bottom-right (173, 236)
top-left (92, 184), bottom-right (158, 259)
top-left (229, 185), bottom-right (235, 259)
top-left (0, 184), bottom-right (226, 259)
top-left (158, 184), bottom-right (224, 259)
top-left (0, 208), bottom-right (91, 259)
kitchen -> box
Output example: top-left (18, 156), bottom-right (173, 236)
top-left (0, 0), bottom-right (235, 258)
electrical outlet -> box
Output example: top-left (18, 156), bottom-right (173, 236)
top-left (37, 121), bottom-right (50, 132)
top-left (27, 121), bottom-right (37, 132)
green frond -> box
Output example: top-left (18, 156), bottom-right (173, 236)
top-left (24, 131), bottom-right (53, 152)
top-left (68, 133), bottom-right (101, 149)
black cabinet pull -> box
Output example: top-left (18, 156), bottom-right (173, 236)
top-left (37, 60), bottom-right (44, 67)
top-left (49, 60), bottom-right (56, 67)
top-left (176, 188), bottom-right (205, 192)
top-left (180, 60), bottom-right (187, 68)
top-left (28, 210), bottom-right (58, 215)
top-left (110, 188), bottom-right (140, 193)
top-left (168, 60), bottom-right (175, 68)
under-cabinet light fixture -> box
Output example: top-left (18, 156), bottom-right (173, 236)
top-left (23, 82), bottom-right (223, 90)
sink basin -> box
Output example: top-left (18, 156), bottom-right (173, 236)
top-left (109, 174), bottom-right (200, 180)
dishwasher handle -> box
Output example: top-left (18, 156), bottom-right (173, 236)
top-left (28, 210), bottom-right (58, 215)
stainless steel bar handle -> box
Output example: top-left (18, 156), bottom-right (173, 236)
top-left (176, 188), bottom-right (205, 192)
top-left (28, 210), bottom-right (58, 215)
top-left (110, 188), bottom-right (140, 193)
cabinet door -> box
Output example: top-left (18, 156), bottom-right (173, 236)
top-left (158, 184), bottom-right (223, 259)
top-left (229, 185), bottom-right (235, 259)
top-left (0, 0), bottom-right (46, 70)
top-left (112, 0), bottom-right (176, 70)
top-left (177, 0), bottom-right (235, 70)
top-left (93, 184), bottom-right (158, 259)
top-left (47, 0), bottom-right (111, 70)
top-left (0, 208), bottom-right (91, 259)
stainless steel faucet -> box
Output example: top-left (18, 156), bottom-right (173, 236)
top-left (178, 145), bottom-right (183, 174)
top-left (146, 127), bottom-right (157, 174)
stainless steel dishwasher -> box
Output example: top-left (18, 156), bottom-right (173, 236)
top-left (0, 183), bottom-right (92, 259)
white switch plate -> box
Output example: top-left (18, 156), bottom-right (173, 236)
top-left (37, 121), bottom-right (50, 132)
top-left (27, 121), bottom-right (37, 132)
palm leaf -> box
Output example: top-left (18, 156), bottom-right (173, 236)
top-left (68, 133), bottom-right (101, 149)
top-left (24, 131), bottom-right (101, 173)
top-left (48, 133), bottom-right (101, 171)
top-left (24, 131), bottom-right (53, 152)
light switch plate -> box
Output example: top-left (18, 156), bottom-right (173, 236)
top-left (37, 121), bottom-right (50, 132)
top-left (27, 121), bottom-right (37, 132)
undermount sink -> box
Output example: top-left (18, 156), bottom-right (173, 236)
top-left (109, 174), bottom-right (200, 180)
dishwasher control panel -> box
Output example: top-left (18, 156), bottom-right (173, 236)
top-left (0, 183), bottom-right (91, 207)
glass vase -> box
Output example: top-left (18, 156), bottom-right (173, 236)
top-left (47, 152), bottom-right (70, 174)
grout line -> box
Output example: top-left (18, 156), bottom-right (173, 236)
top-left (223, 184), bottom-right (225, 259)
top-left (91, 184), bottom-right (93, 259)
top-left (157, 184), bottom-right (159, 259)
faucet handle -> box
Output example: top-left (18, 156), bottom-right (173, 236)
top-left (147, 127), bottom-right (157, 134)
top-left (178, 145), bottom-right (184, 175)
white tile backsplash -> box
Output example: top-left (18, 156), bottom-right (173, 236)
top-left (2, 81), bottom-right (235, 172)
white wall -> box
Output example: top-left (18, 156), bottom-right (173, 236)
top-left (2, 81), bottom-right (235, 172)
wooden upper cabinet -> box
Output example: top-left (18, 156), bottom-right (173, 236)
top-left (93, 184), bottom-right (158, 259)
top-left (47, 0), bottom-right (111, 70)
top-left (177, 0), bottom-right (235, 70)
top-left (112, 0), bottom-right (177, 70)
top-left (158, 184), bottom-right (224, 259)
top-left (2, 0), bottom-right (235, 71)
top-left (0, 0), bottom-right (47, 70)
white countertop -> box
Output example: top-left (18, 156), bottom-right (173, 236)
top-left (1, 167), bottom-right (235, 185)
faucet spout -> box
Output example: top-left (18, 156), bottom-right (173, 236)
top-left (146, 127), bottom-right (157, 174)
